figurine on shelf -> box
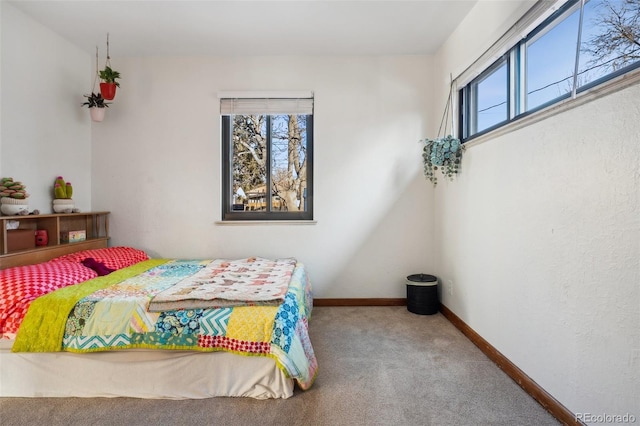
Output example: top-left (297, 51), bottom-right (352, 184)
top-left (52, 176), bottom-right (75, 213)
top-left (0, 177), bottom-right (30, 216)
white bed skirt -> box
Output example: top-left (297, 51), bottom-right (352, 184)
top-left (0, 342), bottom-right (293, 399)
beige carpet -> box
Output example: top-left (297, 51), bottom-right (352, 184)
top-left (0, 306), bottom-right (560, 425)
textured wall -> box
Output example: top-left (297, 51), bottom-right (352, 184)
top-left (433, 0), bottom-right (640, 419)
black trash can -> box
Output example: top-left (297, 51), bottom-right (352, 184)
top-left (406, 273), bottom-right (439, 315)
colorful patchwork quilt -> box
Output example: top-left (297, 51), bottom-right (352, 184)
top-left (13, 259), bottom-right (317, 390)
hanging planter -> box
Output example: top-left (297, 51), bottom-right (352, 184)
top-left (89, 106), bottom-right (106, 122)
top-left (80, 38), bottom-right (114, 122)
top-left (99, 81), bottom-right (117, 101)
top-left (422, 135), bottom-right (464, 185)
top-left (421, 75), bottom-right (465, 185)
top-left (82, 92), bottom-right (110, 122)
top-left (98, 34), bottom-right (121, 100)
top-left (99, 67), bottom-right (120, 100)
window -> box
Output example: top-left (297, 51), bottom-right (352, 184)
top-left (220, 96), bottom-right (314, 221)
top-left (525, 6), bottom-right (581, 110)
top-left (459, 0), bottom-right (640, 141)
top-left (472, 58), bottom-right (509, 134)
top-left (578, 0), bottom-right (640, 88)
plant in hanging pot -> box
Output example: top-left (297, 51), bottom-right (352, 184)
top-left (421, 135), bottom-right (465, 185)
top-left (82, 92), bottom-right (110, 122)
top-left (98, 66), bottom-right (121, 100)
top-left (422, 74), bottom-right (465, 186)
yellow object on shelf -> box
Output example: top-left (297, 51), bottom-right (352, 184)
top-left (61, 230), bottom-right (86, 243)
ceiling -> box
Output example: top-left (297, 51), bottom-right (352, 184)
top-left (8, 0), bottom-right (477, 57)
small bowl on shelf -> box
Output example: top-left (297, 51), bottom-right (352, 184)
top-left (53, 199), bottom-right (75, 213)
top-left (1, 198), bottom-right (29, 216)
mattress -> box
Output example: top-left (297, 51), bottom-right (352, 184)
top-left (0, 340), bottom-right (293, 399)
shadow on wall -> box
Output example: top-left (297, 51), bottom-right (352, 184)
top-left (318, 171), bottom-right (435, 298)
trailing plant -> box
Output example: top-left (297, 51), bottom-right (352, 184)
top-left (82, 92), bottom-right (110, 108)
top-left (421, 135), bottom-right (464, 185)
top-left (99, 66), bottom-right (121, 87)
top-left (421, 74), bottom-right (465, 186)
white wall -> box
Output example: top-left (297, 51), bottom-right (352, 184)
top-left (0, 2), bottom-right (435, 298)
top-left (433, 0), bottom-right (640, 420)
top-left (90, 55), bottom-right (435, 298)
top-left (0, 2), bottom-right (92, 212)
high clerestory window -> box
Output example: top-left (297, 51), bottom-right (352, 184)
top-left (220, 94), bottom-right (314, 221)
top-left (460, 0), bottom-right (640, 141)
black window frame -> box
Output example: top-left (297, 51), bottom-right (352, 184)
top-left (221, 114), bottom-right (314, 221)
top-left (460, 54), bottom-right (511, 140)
top-left (522, 0), bottom-right (581, 114)
top-left (459, 0), bottom-right (640, 143)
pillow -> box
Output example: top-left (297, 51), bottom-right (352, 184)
top-left (0, 260), bottom-right (98, 338)
top-left (81, 257), bottom-right (115, 276)
top-left (52, 246), bottom-right (149, 271)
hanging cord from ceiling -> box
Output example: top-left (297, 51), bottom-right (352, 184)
top-left (91, 33), bottom-right (112, 93)
top-left (92, 46), bottom-right (100, 94)
top-left (104, 32), bottom-right (112, 71)
top-left (436, 74), bottom-right (456, 139)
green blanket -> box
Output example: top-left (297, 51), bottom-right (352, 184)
top-left (12, 259), bottom-right (168, 352)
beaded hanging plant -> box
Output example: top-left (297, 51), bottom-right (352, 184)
top-left (422, 135), bottom-right (464, 185)
top-left (421, 76), bottom-right (465, 185)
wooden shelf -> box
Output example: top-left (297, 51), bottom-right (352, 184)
top-left (0, 212), bottom-right (109, 269)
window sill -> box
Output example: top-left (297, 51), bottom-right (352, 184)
top-left (215, 220), bottom-right (317, 226)
top-left (464, 67), bottom-right (640, 150)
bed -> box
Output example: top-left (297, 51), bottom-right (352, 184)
top-left (0, 246), bottom-right (317, 399)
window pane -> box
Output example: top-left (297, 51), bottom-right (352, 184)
top-left (474, 61), bottom-right (508, 134)
top-left (526, 8), bottom-right (580, 111)
top-left (578, 0), bottom-right (640, 88)
top-left (270, 115), bottom-right (309, 212)
top-left (231, 115), bottom-right (267, 212)
top-left (229, 114), bottom-right (309, 214)
top-left (459, 0), bottom-right (640, 142)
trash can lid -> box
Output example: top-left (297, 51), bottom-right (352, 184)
top-left (406, 273), bottom-right (437, 286)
